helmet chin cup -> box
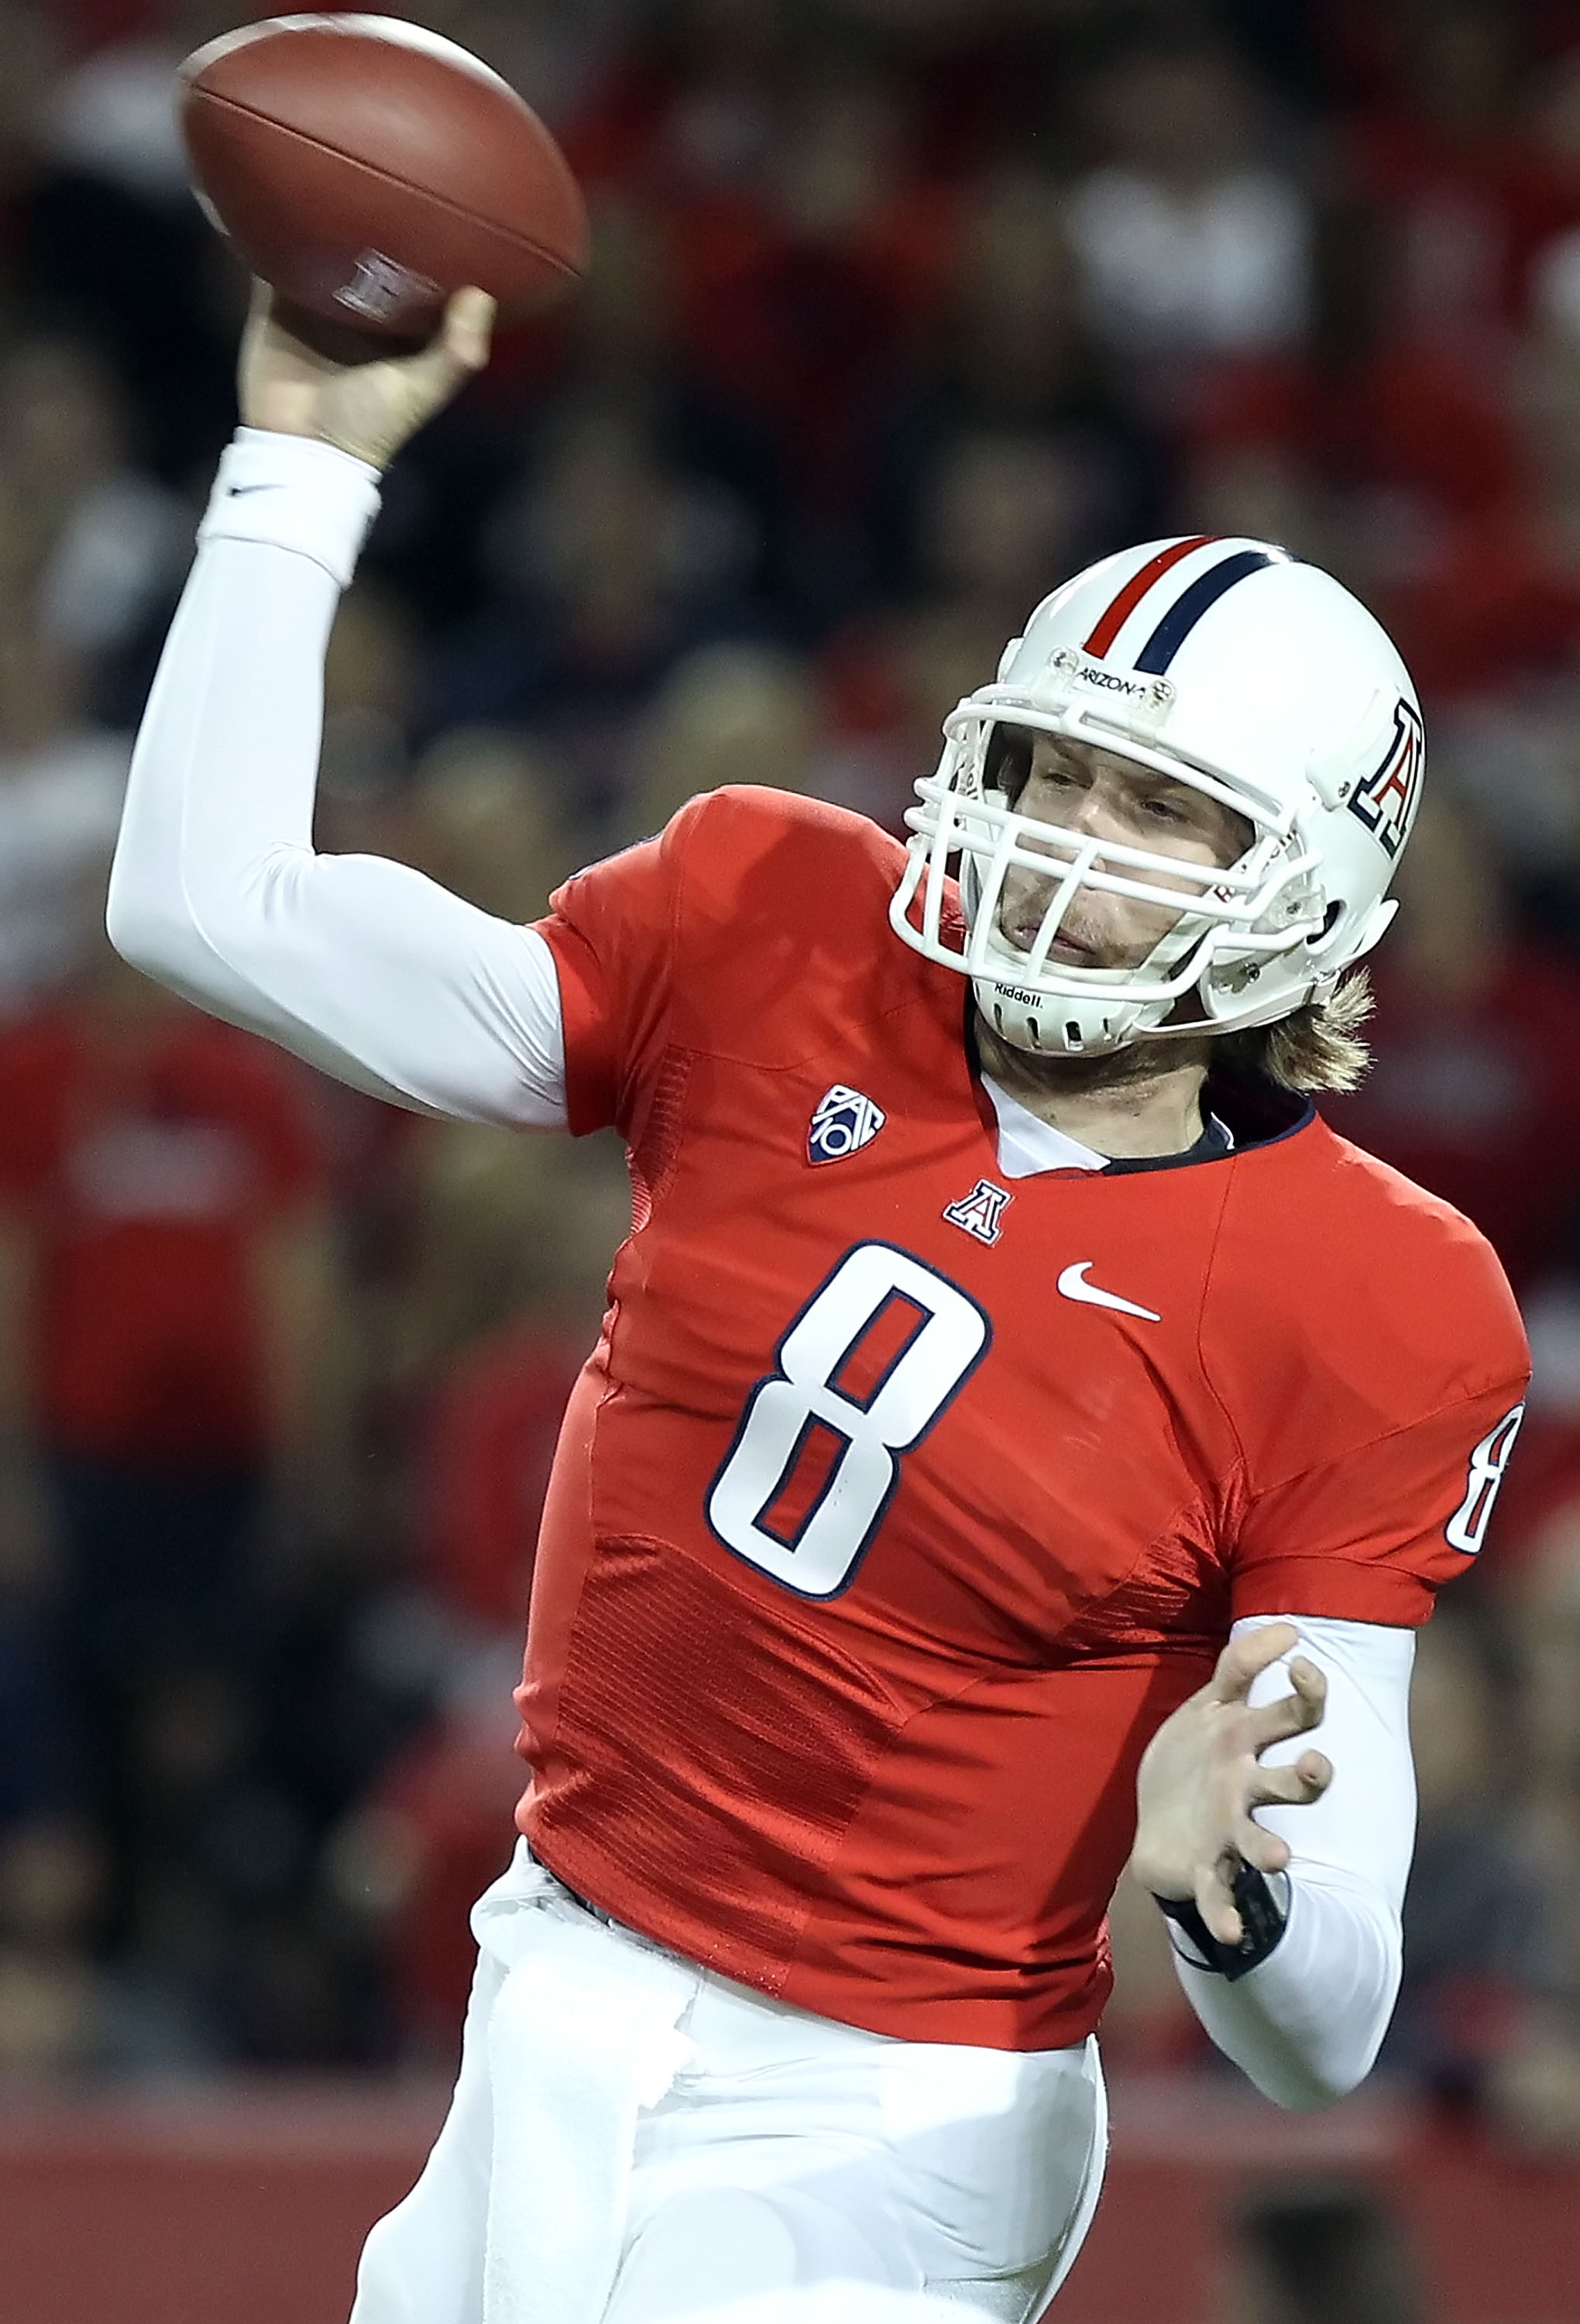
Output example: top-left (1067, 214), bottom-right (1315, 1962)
top-left (970, 895), bottom-right (1220, 1055)
top-left (974, 972), bottom-right (1145, 1056)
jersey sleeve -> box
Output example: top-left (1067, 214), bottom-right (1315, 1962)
top-left (1230, 1377), bottom-right (1529, 1626)
top-left (534, 784), bottom-right (908, 1143)
top-left (1211, 1132), bottom-right (1532, 1628)
top-left (532, 809), bottom-right (687, 1140)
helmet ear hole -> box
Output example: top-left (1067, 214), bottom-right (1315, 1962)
top-left (1309, 901), bottom-right (1344, 945)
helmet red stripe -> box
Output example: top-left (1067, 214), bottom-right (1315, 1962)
top-left (1081, 535), bottom-right (1215, 659)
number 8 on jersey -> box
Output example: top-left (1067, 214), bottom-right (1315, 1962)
top-left (706, 1241), bottom-right (991, 1599)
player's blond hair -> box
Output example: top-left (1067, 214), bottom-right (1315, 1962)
top-left (1214, 970), bottom-right (1373, 1095)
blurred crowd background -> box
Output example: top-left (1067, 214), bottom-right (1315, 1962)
top-left (0, 0), bottom-right (1578, 2186)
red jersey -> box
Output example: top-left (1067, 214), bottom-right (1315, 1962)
top-left (516, 789), bottom-right (1529, 2051)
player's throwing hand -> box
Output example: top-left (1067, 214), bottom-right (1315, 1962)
top-left (237, 281), bottom-right (496, 473)
top-left (1128, 1624), bottom-right (1332, 1944)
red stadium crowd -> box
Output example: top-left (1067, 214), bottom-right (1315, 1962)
top-left (0, 0), bottom-right (1576, 2161)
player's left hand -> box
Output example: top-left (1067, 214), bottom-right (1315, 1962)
top-left (1127, 1622), bottom-right (1331, 1945)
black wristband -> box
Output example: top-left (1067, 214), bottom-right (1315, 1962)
top-left (1152, 1862), bottom-right (1289, 1982)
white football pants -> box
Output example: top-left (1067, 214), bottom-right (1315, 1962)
top-left (349, 1843), bottom-right (1106, 2324)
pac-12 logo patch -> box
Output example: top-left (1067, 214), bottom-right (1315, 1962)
top-left (1346, 699), bottom-right (1424, 859)
top-left (808, 1085), bottom-right (886, 1165)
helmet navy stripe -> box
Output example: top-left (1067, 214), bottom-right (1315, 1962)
top-left (1082, 535), bottom-right (1214, 658)
top-left (1133, 548), bottom-right (1283, 674)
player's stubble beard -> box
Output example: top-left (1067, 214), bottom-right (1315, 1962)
top-left (973, 845), bottom-right (1230, 1137)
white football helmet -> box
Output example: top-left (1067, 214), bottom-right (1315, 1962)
top-left (889, 535), bottom-right (1424, 1055)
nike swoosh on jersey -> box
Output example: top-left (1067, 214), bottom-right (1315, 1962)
top-left (1056, 1263), bottom-right (1161, 1322)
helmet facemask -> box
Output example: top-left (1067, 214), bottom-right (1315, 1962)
top-left (894, 694), bottom-right (1330, 1057)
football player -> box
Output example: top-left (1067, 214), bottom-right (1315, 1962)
top-left (108, 290), bottom-right (1528, 2324)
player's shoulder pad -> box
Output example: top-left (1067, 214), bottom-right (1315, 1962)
top-left (1318, 1125), bottom-right (1515, 1271)
top-left (664, 785), bottom-right (903, 914)
top-left (650, 786), bottom-right (926, 1056)
top-left (1206, 1119), bottom-right (1529, 1466)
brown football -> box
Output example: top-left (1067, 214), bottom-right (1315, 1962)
top-left (178, 14), bottom-right (590, 341)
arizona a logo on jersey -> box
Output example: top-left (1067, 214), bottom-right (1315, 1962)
top-left (943, 1179), bottom-right (1013, 1246)
top-left (808, 1085), bottom-right (886, 1165)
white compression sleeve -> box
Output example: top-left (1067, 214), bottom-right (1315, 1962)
top-left (1163, 1612), bottom-right (1417, 2110)
top-left (107, 428), bottom-right (568, 1127)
